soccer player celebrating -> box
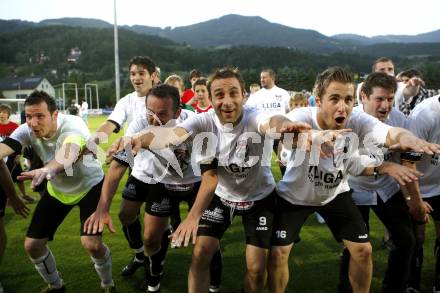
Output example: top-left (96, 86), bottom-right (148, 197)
top-left (92, 56), bottom-right (161, 277)
top-left (0, 91), bottom-right (115, 292)
top-left (268, 67), bottom-right (440, 293)
top-left (338, 72), bottom-right (429, 293)
top-left (406, 94), bottom-right (440, 293)
top-left (108, 67), bottom-right (311, 293)
top-left (85, 84), bottom-right (222, 293)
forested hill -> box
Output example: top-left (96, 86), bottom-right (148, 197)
top-left (1, 24), bottom-right (439, 106)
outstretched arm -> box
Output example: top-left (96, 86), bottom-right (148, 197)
top-left (386, 127), bottom-right (440, 155)
top-left (400, 160), bottom-right (431, 222)
top-left (0, 160), bottom-right (29, 217)
top-left (171, 167), bottom-right (218, 247)
top-left (18, 142), bottom-right (82, 189)
top-left (84, 159), bottom-right (128, 234)
top-left (107, 126), bottom-right (191, 159)
top-left (360, 161), bottom-right (422, 187)
top-left (403, 77), bottom-right (425, 99)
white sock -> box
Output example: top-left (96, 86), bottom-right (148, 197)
top-left (30, 248), bottom-right (63, 288)
top-left (91, 245), bottom-right (114, 287)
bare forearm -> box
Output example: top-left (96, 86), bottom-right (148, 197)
top-left (0, 160), bottom-right (19, 200)
top-left (385, 127), bottom-right (411, 147)
top-left (95, 121), bottom-right (117, 140)
top-left (188, 170), bottom-right (218, 219)
top-left (48, 143), bottom-right (82, 175)
top-left (400, 160), bottom-right (423, 203)
top-left (99, 161), bottom-right (127, 210)
top-left (136, 126), bottom-right (189, 150)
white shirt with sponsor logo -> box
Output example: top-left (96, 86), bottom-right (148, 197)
top-left (126, 109), bottom-right (200, 185)
top-left (179, 106), bottom-right (275, 202)
top-left (107, 91), bottom-right (146, 132)
top-left (407, 95), bottom-right (440, 198)
top-left (348, 106), bottom-right (406, 205)
top-left (246, 86), bottom-right (290, 115)
top-left (6, 114), bottom-right (103, 197)
top-left (277, 107), bottom-right (391, 206)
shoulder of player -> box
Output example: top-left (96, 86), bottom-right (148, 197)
top-left (58, 114), bottom-right (90, 134)
top-left (387, 108), bottom-right (406, 127)
top-left (286, 106), bottom-right (312, 120)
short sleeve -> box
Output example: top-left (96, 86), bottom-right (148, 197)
top-left (4, 124), bottom-right (31, 153)
top-left (107, 98), bottom-right (128, 131)
top-left (352, 111), bottom-right (391, 147)
top-left (179, 112), bottom-right (205, 135)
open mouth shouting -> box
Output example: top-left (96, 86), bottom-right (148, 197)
top-left (377, 110), bottom-right (389, 121)
top-left (334, 116), bottom-right (346, 128)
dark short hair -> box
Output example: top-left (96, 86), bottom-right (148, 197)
top-left (146, 84), bottom-right (181, 113)
top-left (128, 56), bottom-right (156, 75)
top-left (261, 68), bottom-right (276, 80)
top-left (207, 67), bottom-right (246, 98)
top-left (189, 69), bottom-right (202, 80)
top-left (24, 90), bottom-right (57, 113)
top-left (361, 72), bottom-right (397, 97)
top-left (397, 68), bottom-right (423, 80)
top-left (372, 57), bottom-right (394, 73)
top-left (192, 78), bottom-right (208, 90)
top-left (313, 67), bottom-right (354, 98)
top-left (0, 104), bottom-right (11, 117)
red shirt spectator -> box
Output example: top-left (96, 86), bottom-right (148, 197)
top-left (0, 121), bottom-right (19, 139)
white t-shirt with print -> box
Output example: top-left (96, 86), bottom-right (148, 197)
top-left (126, 109), bottom-right (201, 185)
top-left (179, 106), bottom-right (275, 202)
top-left (277, 107), bottom-right (391, 206)
top-left (348, 106), bottom-right (406, 205)
top-left (246, 86), bottom-right (290, 115)
top-left (407, 95), bottom-right (440, 198)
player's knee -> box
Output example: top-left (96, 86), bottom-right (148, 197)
top-left (143, 230), bottom-right (161, 251)
top-left (24, 238), bottom-right (44, 256)
top-left (350, 243), bottom-right (372, 263)
top-left (246, 261), bottom-right (266, 280)
top-left (270, 246), bottom-right (290, 266)
top-left (192, 243), bottom-right (216, 267)
top-left (80, 236), bottom-right (102, 254)
top-left (118, 209), bottom-right (136, 226)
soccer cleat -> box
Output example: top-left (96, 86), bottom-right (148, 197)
top-left (101, 285), bottom-right (116, 293)
top-left (142, 271), bottom-right (162, 293)
top-left (406, 287), bottom-right (420, 293)
top-left (121, 256), bottom-right (145, 276)
top-left (40, 284), bottom-right (66, 293)
top-left (209, 285), bottom-right (221, 292)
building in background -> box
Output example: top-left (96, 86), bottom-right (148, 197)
top-left (0, 76), bottom-right (55, 100)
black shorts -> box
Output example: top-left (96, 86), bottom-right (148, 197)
top-left (272, 191), bottom-right (369, 246)
top-left (122, 175), bottom-right (199, 217)
top-left (0, 184), bottom-right (6, 218)
top-left (197, 190), bottom-right (276, 249)
top-left (423, 195), bottom-right (440, 222)
top-left (26, 179), bottom-right (103, 240)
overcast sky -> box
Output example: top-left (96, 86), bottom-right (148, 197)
top-left (0, 0), bottom-right (439, 37)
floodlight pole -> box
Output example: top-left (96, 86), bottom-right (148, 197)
top-left (114, 0), bottom-right (121, 102)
